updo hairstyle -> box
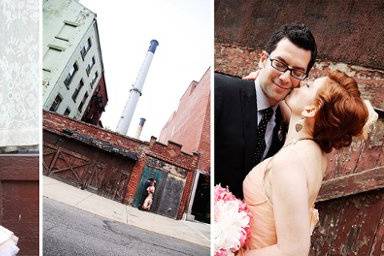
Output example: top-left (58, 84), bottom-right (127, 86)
top-left (312, 70), bottom-right (368, 153)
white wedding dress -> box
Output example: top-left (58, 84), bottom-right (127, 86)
top-left (0, 226), bottom-right (19, 256)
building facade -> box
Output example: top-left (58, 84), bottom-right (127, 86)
top-left (43, 111), bottom-right (199, 220)
top-left (43, 0), bottom-right (106, 121)
top-left (159, 68), bottom-right (211, 223)
top-left (81, 74), bottom-right (108, 126)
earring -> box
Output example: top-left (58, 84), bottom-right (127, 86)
top-left (295, 117), bottom-right (305, 132)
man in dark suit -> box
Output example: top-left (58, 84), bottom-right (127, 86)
top-left (215, 24), bottom-right (318, 198)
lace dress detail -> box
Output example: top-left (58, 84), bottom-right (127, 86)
top-left (0, 0), bottom-right (39, 148)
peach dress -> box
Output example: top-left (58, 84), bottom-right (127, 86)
top-left (238, 158), bottom-right (319, 255)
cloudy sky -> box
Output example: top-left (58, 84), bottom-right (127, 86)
top-left (80, 0), bottom-right (212, 141)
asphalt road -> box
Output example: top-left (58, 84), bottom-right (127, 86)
top-left (43, 198), bottom-right (210, 256)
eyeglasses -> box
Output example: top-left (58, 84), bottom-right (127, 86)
top-left (269, 58), bottom-right (307, 80)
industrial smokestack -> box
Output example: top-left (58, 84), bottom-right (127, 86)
top-left (116, 39), bottom-right (159, 135)
top-left (134, 118), bottom-right (146, 140)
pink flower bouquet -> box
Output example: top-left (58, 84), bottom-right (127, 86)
top-left (214, 184), bottom-right (251, 256)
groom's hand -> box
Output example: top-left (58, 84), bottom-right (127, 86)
top-left (242, 70), bottom-right (259, 80)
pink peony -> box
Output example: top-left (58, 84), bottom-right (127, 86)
top-left (214, 184), bottom-right (252, 256)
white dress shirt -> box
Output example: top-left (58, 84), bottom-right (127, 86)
top-left (255, 77), bottom-right (278, 159)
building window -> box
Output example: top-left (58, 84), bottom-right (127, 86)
top-left (86, 56), bottom-right (96, 76)
top-left (43, 48), bottom-right (61, 72)
top-left (56, 23), bottom-right (76, 42)
top-left (63, 20), bottom-right (79, 27)
top-left (48, 44), bottom-right (64, 52)
top-left (90, 71), bottom-right (99, 88)
top-left (64, 62), bottom-right (78, 88)
top-left (81, 46), bottom-right (87, 60)
top-left (78, 92), bottom-right (89, 112)
top-left (49, 94), bottom-right (63, 112)
top-left (72, 79), bottom-right (84, 102)
top-left (87, 37), bottom-right (92, 51)
top-left (55, 36), bottom-right (69, 42)
top-left (81, 37), bottom-right (92, 61)
top-left (63, 108), bottom-right (71, 116)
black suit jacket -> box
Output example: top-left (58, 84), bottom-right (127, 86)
top-left (214, 73), bottom-right (287, 198)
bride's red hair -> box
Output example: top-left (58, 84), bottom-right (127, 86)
top-left (312, 70), bottom-right (368, 153)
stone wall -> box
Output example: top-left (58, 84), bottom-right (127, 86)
top-left (215, 43), bottom-right (384, 110)
top-left (215, 0), bottom-right (384, 69)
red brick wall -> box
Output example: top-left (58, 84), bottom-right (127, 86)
top-left (215, 43), bottom-right (260, 78)
top-left (44, 111), bottom-right (199, 169)
top-left (45, 111), bottom-right (144, 152)
top-left (198, 98), bottom-right (210, 172)
top-left (0, 156), bottom-right (39, 256)
top-left (159, 80), bottom-right (197, 150)
top-left (124, 154), bottom-right (147, 204)
top-left (215, 44), bottom-right (384, 110)
top-left (215, 0), bottom-right (384, 70)
top-left (159, 68), bottom-right (211, 172)
top-left (147, 137), bottom-right (199, 171)
top-left (177, 169), bottom-right (194, 219)
top-left (44, 111), bottom-right (198, 218)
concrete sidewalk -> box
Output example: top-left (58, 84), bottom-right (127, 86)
top-left (43, 176), bottom-right (210, 248)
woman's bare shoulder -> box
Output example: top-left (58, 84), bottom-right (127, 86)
top-left (268, 149), bottom-right (306, 185)
top-left (271, 145), bottom-right (305, 169)
top-left (270, 141), bottom-right (326, 177)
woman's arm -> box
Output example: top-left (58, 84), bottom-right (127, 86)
top-left (245, 151), bottom-right (311, 256)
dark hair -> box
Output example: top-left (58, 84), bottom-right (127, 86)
top-left (312, 70), bottom-right (368, 153)
top-left (265, 23), bottom-right (317, 73)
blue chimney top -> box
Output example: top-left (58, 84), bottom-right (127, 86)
top-left (148, 40), bottom-right (159, 53)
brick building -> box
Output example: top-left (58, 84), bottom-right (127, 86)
top-left (0, 155), bottom-right (39, 255)
top-left (215, 1), bottom-right (384, 255)
top-left (43, 111), bottom-right (199, 220)
top-left (81, 74), bottom-right (108, 126)
top-left (159, 68), bottom-right (211, 222)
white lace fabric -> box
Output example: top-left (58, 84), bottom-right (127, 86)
top-left (0, 0), bottom-right (39, 147)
